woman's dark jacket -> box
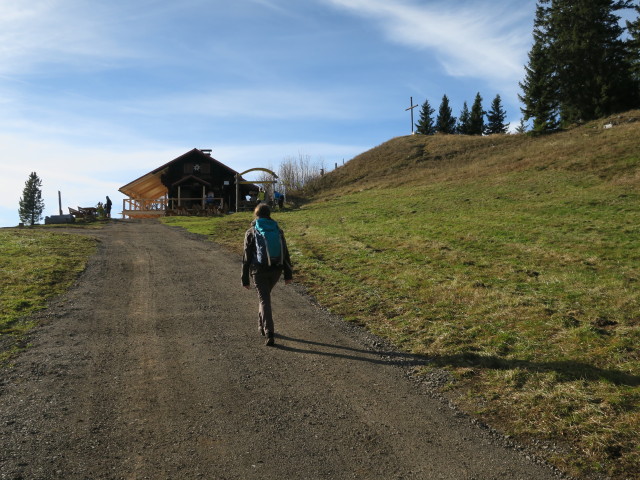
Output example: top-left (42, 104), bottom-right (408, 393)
top-left (241, 219), bottom-right (293, 287)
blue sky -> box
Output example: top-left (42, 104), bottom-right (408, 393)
top-left (0, 0), bottom-right (540, 227)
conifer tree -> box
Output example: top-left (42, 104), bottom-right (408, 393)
top-left (515, 118), bottom-right (528, 134)
top-left (626, 4), bottom-right (640, 95)
top-left (435, 95), bottom-right (456, 134)
top-left (457, 101), bottom-right (471, 134)
top-left (468, 92), bottom-right (485, 135)
top-left (485, 94), bottom-right (508, 134)
top-left (519, 2), bottom-right (559, 132)
top-left (415, 99), bottom-right (436, 135)
top-left (18, 172), bottom-right (45, 226)
top-left (521, 0), bottom-right (637, 129)
top-left (551, 0), bottom-right (634, 124)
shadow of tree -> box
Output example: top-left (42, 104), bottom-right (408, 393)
top-left (429, 352), bottom-right (640, 387)
top-left (274, 335), bottom-right (639, 387)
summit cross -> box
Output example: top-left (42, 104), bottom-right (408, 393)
top-left (405, 96), bottom-right (419, 134)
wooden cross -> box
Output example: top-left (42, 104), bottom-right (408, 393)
top-left (405, 96), bottom-right (419, 134)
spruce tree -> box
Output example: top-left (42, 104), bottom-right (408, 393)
top-left (18, 172), bottom-right (45, 226)
top-left (457, 101), bottom-right (471, 134)
top-left (626, 5), bottom-right (640, 97)
top-left (435, 95), bottom-right (456, 134)
top-left (485, 94), bottom-right (508, 134)
top-left (521, 0), bottom-right (637, 129)
top-left (469, 92), bottom-right (485, 135)
top-left (415, 99), bottom-right (436, 135)
top-left (515, 118), bottom-right (528, 134)
top-left (550, 0), bottom-right (635, 124)
top-left (519, 1), bottom-right (560, 132)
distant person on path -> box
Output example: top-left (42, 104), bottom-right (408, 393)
top-left (257, 188), bottom-right (265, 204)
top-left (242, 203), bottom-right (293, 346)
top-left (275, 191), bottom-right (284, 209)
top-left (105, 196), bottom-right (112, 218)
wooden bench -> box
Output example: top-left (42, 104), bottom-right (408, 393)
top-left (68, 207), bottom-right (97, 219)
top-left (68, 207), bottom-right (84, 218)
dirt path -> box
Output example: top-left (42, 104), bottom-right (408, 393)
top-left (1, 221), bottom-right (564, 479)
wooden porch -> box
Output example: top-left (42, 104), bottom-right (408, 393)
top-left (122, 196), bottom-right (226, 219)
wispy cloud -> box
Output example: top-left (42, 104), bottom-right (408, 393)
top-left (0, 1), bottom-right (139, 75)
top-left (321, 0), bottom-right (534, 82)
top-left (0, 83), bottom-right (367, 156)
top-left (248, 0), bottom-right (301, 18)
top-left (127, 87), bottom-right (365, 121)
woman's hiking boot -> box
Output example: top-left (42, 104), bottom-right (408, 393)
top-left (265, 332), bottom-right (274, 346)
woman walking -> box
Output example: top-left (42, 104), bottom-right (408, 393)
top-left (242, 203), bottom-right (293, 346)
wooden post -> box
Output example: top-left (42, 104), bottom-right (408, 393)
top-left (202, 185), bottom-right (205, 207)
top-left (58, 191), bottom-right (62, 215)
top-left (235, 174), bottom-right (239, 213)
top-left (178, 186), bottom-right (182, 206)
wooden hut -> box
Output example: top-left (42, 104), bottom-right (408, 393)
top-left (119, 148), bottom-right (255, 218)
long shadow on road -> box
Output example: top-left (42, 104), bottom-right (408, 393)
top-left (273, 334), bottom-right (429, 368)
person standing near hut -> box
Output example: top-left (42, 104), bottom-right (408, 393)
top-left (242, 203), bottom-right (293, 346)
top-left (105, 196), bottom-right (112, 218)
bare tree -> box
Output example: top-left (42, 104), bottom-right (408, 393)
top-left (278, 153), bottom-right (324, 191)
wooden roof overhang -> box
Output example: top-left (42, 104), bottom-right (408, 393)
top-left (119, 168), bottom-right (168, 200)
top-left (119, 148), bottom-right (241, 200)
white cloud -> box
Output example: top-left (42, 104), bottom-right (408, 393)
top-left (322, 0), bottom-right (534, 82)
top-left (0, 0), bottom-right (140, 76)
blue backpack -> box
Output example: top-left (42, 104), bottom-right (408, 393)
top-left (253, 218), bottom-right (283, 266)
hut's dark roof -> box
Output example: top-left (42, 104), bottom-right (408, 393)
top-left (119, 148), bottom-right (240, 200)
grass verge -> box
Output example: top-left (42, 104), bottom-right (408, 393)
top-left (0, 228), bottom-right (96, 364)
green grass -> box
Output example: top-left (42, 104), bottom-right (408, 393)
top-left (163, 111), bottom-right (640, 479)
top-left (0, 228), bottom-right (96, 363)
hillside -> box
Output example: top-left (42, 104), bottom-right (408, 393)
top-left (313, 110), bottom-right (640, 195)
top-left (294, 110), bottom-right (640, 478)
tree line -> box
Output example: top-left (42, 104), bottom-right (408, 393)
top-left (520, 0), bottom-right (640, 132)
top-left (415, 92), bottom-right (511, 136)
top-left (415, 1), bottom-right (640, 137)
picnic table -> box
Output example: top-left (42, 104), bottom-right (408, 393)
top-left (68, 207), bottom-right (98, 219)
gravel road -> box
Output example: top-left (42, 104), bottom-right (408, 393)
top-left (0, 220), bottom-right (565, 479)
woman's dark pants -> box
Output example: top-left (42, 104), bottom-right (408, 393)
top-left (252, 266), bottom-right (283, 337)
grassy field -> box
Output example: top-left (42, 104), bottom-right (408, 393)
top-left (0, 228), bottom-right (96, 363)
top-left (163, 111), bottom-right (640, 479)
